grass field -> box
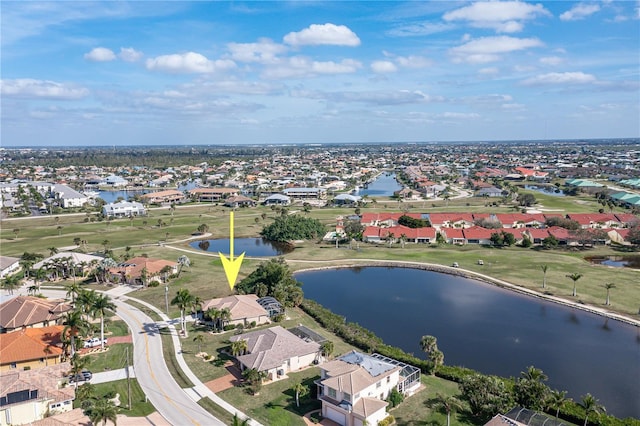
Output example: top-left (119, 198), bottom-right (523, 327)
top-left (76, 378), bottom-right (156, 417)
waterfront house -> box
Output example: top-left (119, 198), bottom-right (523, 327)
top-left (316, 351), bottom-right (420, 426)
top-left (102, 200), bottom-right (146, 217)
top-left (200, 295), bottom-right (270, 328)
top-left (188, 187), bottom-right (239, 202)
top-left (140, 189), bottom-right (185, 204)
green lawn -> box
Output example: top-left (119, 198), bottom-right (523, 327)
top-left (74, 378), bottom-right (156, 417)
top-left (84, 343), bottom-right (132, 373)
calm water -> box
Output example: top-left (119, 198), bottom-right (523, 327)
top-left (587, 255), bottom-right (640, 269)
top-left (298, 267), bottom-right (640, 419)
top-left (354, 173), bottom-right (403, 197)
top-left (524, 184), bottom-right (566, 197)
top-left (189, 238), bottom-right (293, 256)
top-left (98, 181), bottom-right (197, 203)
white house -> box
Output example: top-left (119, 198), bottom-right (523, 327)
top-left (102, 200), bottom-right (146, 218)
top-left (316, 351), bottom-right (421, 426)
top-left (52, 184), bottom-right (89, 209)
top-left (104, 175), bottom-right (128, 187)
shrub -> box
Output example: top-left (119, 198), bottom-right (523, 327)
top-left (387, 388), bottom-right (404, 408)
top-left (378, 415), bottom-right (395, 426)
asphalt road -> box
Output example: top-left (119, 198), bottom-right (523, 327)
top-left (115, 300), bottom-right (225, 426)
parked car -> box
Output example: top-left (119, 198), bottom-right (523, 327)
top-left (452, 262), bottom-right (459, 268)
top-left (83, 337), bottom-right (107, 348)
top-left (477, 259), bottom-right (484, 265)
top-left (69, 370), bottom-right (92, 382)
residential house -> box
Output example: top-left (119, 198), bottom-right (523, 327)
top-left (333, 194), bottom-right (361, 206)
top-left (140, 189), bottom-right (185, 204)
top-left (439, 228), bottom-right (466, 245)
top-left (51, 185), bottom-right (88, 209)
top-left (201, 295), bottom-right (270, 328)
top-left (188, 187), bottom-right (239, 202)
top-left (32, 252), bottom-right (103, 280)
top-left (109, 256), bottom-right (178, 286)
top-left (102, 200), bottom-right (146, 217)
top-left (485, 406), bottom-right (570, 426)
top-left (376, 225), bottom-right (435, 244)
top-left (316, 351), bottom-right (420, 426)
top-left (522, 228), bottom-right (550, 245)
top-left (462, 226), bottom-right (494, 245)
top-left (475, 186), bottom-right (504, 197)
top-left (0, 297), bottom-right (72, 334)
top-left (282, 187), bottom-right (327, 200)
top-left (429, 213), bottom-right (474, 230)
top-left (614, 213), bottom-right (639, 227)
top-left (0, 363), bottom-right (75, 425)
top-left (0, 326), bottom-right (65, 371)
top-left (0, 256), bottom-right (21, 279)
top-left (229, 326), bottom-right (320, 382)
top-left (224, 195), bottom-right (256, 208)
top-left (495, 213), bottom-right (546, 228)
top-left (566, 213), bottom-right (621, 229)
top-left (263, 194), bottom-right (291, 206)
top-left (607, 228), bottom-right (631, 245)
top-left (103, 175), bottom-right (128, 187)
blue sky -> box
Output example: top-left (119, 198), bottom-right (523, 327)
top-left (1, 1), bottom-right (639, 147)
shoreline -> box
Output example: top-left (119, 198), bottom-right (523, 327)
top-left (289, 259), bottom-right (640, 328)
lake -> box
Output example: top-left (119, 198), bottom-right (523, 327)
top-left (354, 173), bottom-right (403, 197)
top-left (98, 181), bottom-right (198, 203)
top-left (189, 238), bottom-right (293, 256)
top-left (297, 267), bottom-right (640, 419)
top-left (524, 184), bottom-right (566, 197)
top-left (587, 255), bottom-right (640, 269)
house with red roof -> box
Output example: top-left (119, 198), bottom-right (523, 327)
top-left (0, 326), bottom-right (65, 371)
top-left (546, 227), bottom-right (572, 245)
top-left (514, 167), bottom-right (548, 179)
top-left (439, 228), bottom-right (466, 245)
top-left (522, 228), bottom-right (550, 245)
top-left (614, 213), bottom-right (639, 227)
top-left (566, 213), bottom-right (621, 229)
top-left (429, 213), bottom-right (474, 230)
top-left (462, 227), bottom-right (494, 245)
top-left (495, 213), bottom-right (546, 228)
top-left (607, 228), bottom-right (631, 245)
top-left (109, 256), bottom-right (178, 286)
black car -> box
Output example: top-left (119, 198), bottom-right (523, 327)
top-left (69, 370), bottom-right (92, 382)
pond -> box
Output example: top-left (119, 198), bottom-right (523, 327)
top-left (524, 184), bottom-right (565, 197)
top-left (587, 255), bottom-right (640, 269)
top-left (297, 267), bottom-right (640, 419)
top-left (189, 238), bottom-right (293, 256)
top-left (354, 173), bottom-right (403, 197)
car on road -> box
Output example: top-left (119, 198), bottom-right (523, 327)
top-left (83, 337), bottom-right (107, 348)
top-left (69, 370), bottom-right (92, 383)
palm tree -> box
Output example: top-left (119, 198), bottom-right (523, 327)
top-left (420, 335), bottom-right (438, 354)
top-left (541, 265), bottom-right (548, 289)
top-left (92, 294), bottom-right (116, 350)
top-left (521, 365), bottom-right (548, 382)
top-left (547, 390), bottom-right (569, 418)
top-left (65, 281), bottom-right (82, 303)
top-left (432, 394), bottom-right (463, 426)
top-left (171, 288), bottom-right (195, 337)
top-left (292, 382), bottom-right (309, 408)
top-left (68, 352), bottom-right (89, 388)
top-left (231, 339), bottom-right (248, 357)
top-left (87, 398), bottom-right (118, 426)
top-left (205, 307), bottom-right (220, 332)
top-left (400, 233), bottom-right (407, 248)
top-left (242, 368), bottom-right (265, 395)
top-left (603, 283), bottom-right (616, 306)
top-left (1, 275), bottom-right (20, 295)
top-left (218, 308), bottom-right (232, 331)
top-left (193, 334), bottom-right (204, 353)
top-left (177, 255), bottom-right (191, 277)
top-left (320, 341), bottom-right (334, 360)
top-left (231, 413), bottom-right (249, 426)
top-left (49, 246), bottom-right (59, 256)
top-left (566, 273), bottom-right (583, 297)
top-left (580, 393), bottom-right (605, 426)
top-left (63, 309), bottom-right (89, 357)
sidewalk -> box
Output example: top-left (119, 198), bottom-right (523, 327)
top-left (91, 366), bottom-right (136, 384)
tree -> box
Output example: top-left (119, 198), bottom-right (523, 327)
top-left (193, 334), bottom-right (204, 353)
top-left (57, 225), bottom-right (64, 236)
top-left (566, 273), bottom-right (583, 297)
top-left (63, 309), bottom-right (89, 357)
top-left (12, 228), bottom-right (20, 239)
top-left (1, 274), bottom-right (20, 295)
top-left (92, 294), bottom-right (116, 350)
top-left (260, 214), bottom-right (325, 242)
top-left (516, 193), bottom-right (537, 207)
top-left (205, 307), bottom-right (220, 332)
top-left (542, 234), bottom-right (559, 249)
top-left (432, 394), bottom-right (464, 426)
top-left (515, 366), bottom-right (550, 410)
top-left (177, 255), bottom-right (191, 277)
top-left (49, 246), bottom-right (59, 256)
top-left (292, 382), bottom-right (309, 408)
top-left (603, 283), bottom-right (616, 306)
top-left (231, 339), bottom-right (248, 357)
top-left (547, 390), bottom-right (569, 418)
top-left (420, 335), bottom-right (443, 375)
top-left (86, 398), bottom-right (118, 426)
top-left (541, 265), bottom-right (548, 289)
top-left (231, 414), bottom-right (249, 426)
top-left (320, 341), bottom-right (334, 360)
top-left (65, 281), bottom-right (82, 303)
top-left (235, 258), bottom-right (303, 307)
top-left (459, 374), bottom-right (513, 422)
top-left (580, 393), bottom-right (605, 426)
top-left (242, 368), bottom-right (266, 395)
top-left (68, 352), bottom-right (90, 388)
top-left (171, 288), bottom-right (195, 337)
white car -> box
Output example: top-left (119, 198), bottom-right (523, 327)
top-left (83, 337), bottom-right (107, 348)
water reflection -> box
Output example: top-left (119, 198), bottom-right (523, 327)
top-left (298, 266), bottom-right (639, 419)
top-left (189, 238), bottom-right (293, 256)
top-left (586, 255), bottom-right (640, 269)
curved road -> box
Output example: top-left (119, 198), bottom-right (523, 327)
top-left (115, 300), bottom-right (225, 426)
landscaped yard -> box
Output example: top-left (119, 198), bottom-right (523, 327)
top-left (74, 378), bottom-right (155, 417)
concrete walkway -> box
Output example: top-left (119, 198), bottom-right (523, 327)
top-left (91, 366), bottom-right (135, 384)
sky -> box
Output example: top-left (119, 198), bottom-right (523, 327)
top-left (1, 1), bottom-right (639, 147)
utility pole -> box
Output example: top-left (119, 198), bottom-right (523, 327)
top-left (125, 346), bottom-right (132, 410)
top-left (165, 284), bottom-right (169, 314)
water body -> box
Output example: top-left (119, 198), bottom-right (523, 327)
top-left (587, 255), bottom-right (640, 269)
top-left (524, 185), bottom-right (566, 197)
top-left (189, 238), bottom-right (293, 256)
top-left (354, 173), bottom-right (403, 197)
top-left (98, 181), bottom-right (198, 203)
top-left (298, 267), bottom-right (640, 419)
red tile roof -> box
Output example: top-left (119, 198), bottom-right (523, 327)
top-left (0, 326), bottom-right (64, 364)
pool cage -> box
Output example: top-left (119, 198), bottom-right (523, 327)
top-left (370, 353), bottom-right (421, 395)
top-left (257, 296), bottom-right (284, 318)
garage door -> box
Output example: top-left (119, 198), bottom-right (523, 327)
top-left (324, 406), bottom-right (346, 426)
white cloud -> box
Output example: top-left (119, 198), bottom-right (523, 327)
top-left (386, 22), bottom-right (455, 37)
top-left (478, 67), bottom-right (500, 75)
top-left (450, 36), bottom-right (543, 63)
top-left (437, 112), bottom-right (480, 119)
top-left (119, 47), bottom-right (143, 62)
top-left (395, 55), bottom-right (432, 69)
top-left (291, 88), bottom-right (443, 106)
top-left (283, 23), bottom-right (360, 47)
top-left (227, 39), bottom-right (287, 64)
top-left (371, 60), bottom-right (398, 73)
top-left (560, 3), bottom-right (601, 21)
top-left (262, 57), bottom-right (361, 79)
top-left (84, 47), bottom-right (116, 62)
top-left (145, 52), bottom-right (236, 73)
top-left (0, 78), bottom-right (89, 99)
top-left (522, 72), bottom-right (597, 85)
top-left (443, 1), bottom-right (551, 33)
top-left (539, 56), bottom-right (564, 65)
